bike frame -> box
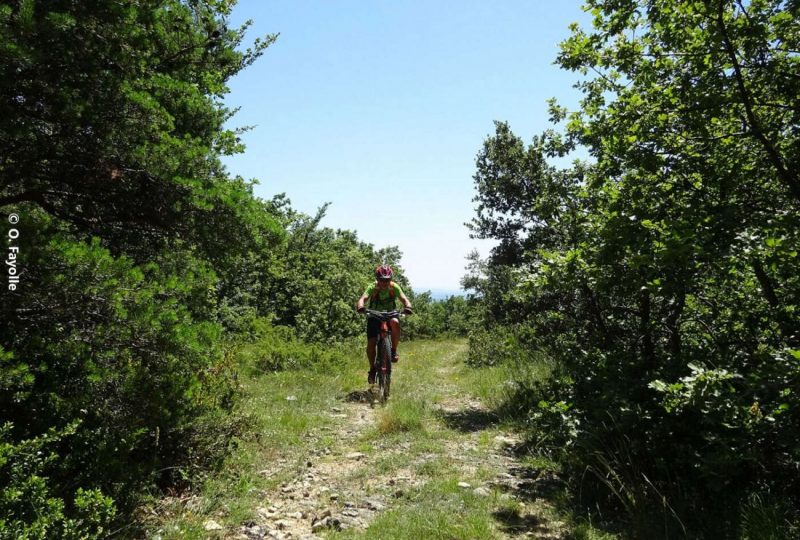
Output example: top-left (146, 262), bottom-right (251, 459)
top-left (364, 309), bottom-right (402, 403)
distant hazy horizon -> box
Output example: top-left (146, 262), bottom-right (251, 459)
top-left (421, 287), bottom-right (467, 300)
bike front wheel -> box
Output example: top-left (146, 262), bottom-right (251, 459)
top-left (377, 336), bottom-right (392, 403)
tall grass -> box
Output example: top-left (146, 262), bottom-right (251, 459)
top-left (740, 493), bottom-right (799, 540)
top-left (376, 397), bottom-right (428, 434)
top-left (576, 419), bottom-right (686, 539)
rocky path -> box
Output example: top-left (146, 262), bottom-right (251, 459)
top-left (214, 341), bottom-right (566, 540)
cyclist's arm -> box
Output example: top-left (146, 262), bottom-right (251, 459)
top-left (356, 293), bottom-right (369, 312)
top-left (391, 283), bottom-right (412, 312)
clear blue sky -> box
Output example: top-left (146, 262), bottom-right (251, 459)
top-left (222, 1), bottom-right (589, 292)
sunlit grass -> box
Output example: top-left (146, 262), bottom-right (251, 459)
top-left (144, 337), bottom-right (609, 539)
top-left (376, 396), bottom-right (428, 434)
top-left (329, 479), bottom-right (501, 540)
top-left (146, 344), bottom-right (366, 538)
top-left (456, 355), bottom-right (554, 414)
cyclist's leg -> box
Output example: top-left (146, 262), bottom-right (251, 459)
top-left (367, 337), bottom-right (377, 368)
top-left (366, 318), bottom-right (379, 382)
top-left (389, 318), bottom-right (401, 361)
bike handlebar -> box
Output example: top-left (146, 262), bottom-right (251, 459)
top-left (362, 309), bottom-right (407, 320)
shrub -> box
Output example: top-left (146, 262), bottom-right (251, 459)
top-left (1, 225), bottom-right (239, 517)
top-left (238, 318), bottom-right (349, 374)
top-left (466, 325), bottom-right (535, 367)
top-left (0, 423), bottom-right (115, 540)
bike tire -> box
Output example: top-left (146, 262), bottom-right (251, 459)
top-left (378, 336), bottom-right (392, 403)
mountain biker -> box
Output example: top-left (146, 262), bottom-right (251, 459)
top-left (356, 265), bottom-right (413, 385)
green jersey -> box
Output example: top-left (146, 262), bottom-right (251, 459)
top-left (363, 281), bottom-right (405, 312)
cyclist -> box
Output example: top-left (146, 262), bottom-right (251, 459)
top-left (356, 265), bottom-right (413, 385)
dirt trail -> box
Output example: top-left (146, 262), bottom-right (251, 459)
top-left (228, 342), bottom-right (566, 540)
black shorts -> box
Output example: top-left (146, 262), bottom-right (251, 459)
top-left (366, 317), bottom-right (399, 339)
top-left (366, 318), bottom-right (381, 339)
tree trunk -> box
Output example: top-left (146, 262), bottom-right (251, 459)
top-left (666, 290), bottom-right (686, 361)
top-left (639, 286), bottom-right (656, 370)
top-left (752, 258), bottom-right (798, 346)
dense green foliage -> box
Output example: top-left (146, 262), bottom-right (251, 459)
top-left (403, 293), bottom-right (478, 340)
top-left (248, 196), bottom-right (413, 342)
top-left (0, 423), bottom-right (116, 539)
top-left (0, 1), bottom-right (280, 535)
top-left (237, 318), bottom-right (353, 374)
top-left (467, 1), bottom-right (800, 537)
top-left (0, 1), bottom-right (425, 536)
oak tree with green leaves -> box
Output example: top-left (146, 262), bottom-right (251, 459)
top-left (470, 0), bottom-right (800, 536)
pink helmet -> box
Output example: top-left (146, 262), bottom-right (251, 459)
top-left (375, 265), bottom-right (393, 280)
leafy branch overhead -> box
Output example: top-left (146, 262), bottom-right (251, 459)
top-left (0, 0), bottom-right (279, 258)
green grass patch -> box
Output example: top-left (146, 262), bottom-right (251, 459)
top-left (142, 339), bottom-right (366, 537)
top-left (415, 456), bottom-right (456, 478)
top-left (329, 479), bottom-right (502, 540)
top-left (376, 396), bottom-right (428, 434)
top-left (457, 357), bottom-right (554, 414)
top-left (143, 337), bottom-right (594, 539)
top-left (569, 522), bottom-right (622, 540)
top-left (518, 453), bottom-right (561, 473)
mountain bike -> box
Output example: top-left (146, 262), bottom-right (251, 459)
top-left (363, 309), bottom-right (404, 404)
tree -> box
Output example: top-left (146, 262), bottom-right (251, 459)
top-left (0, 0), bottom-right (281, 261)
top-left (469, 0), bottom-right (800, 535)
top-left (0, 1), bottom-right (280, 532)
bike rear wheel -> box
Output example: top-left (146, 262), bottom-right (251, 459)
top-left (377, 336), bottom-right (392, 403)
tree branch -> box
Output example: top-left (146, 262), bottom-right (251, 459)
top-left (752, 258), bottom-right (798, 346)
top-left (708, 0), bottom-right (800, 204)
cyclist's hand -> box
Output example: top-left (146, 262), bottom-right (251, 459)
top-left (357, 306), bottom-right (366, 313)
top-left (402, 307), bottom-right (413, 315)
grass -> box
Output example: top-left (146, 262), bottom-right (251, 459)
top-left (375, 396), bottom-right (428, 434)
top-left (142, 337), bottom-right (617, 539)
top-left (328, 479), bottom-right (503, 540)
top-left (141, 342), bottom-right (367, 538)
top-left (325, 339), bottom-right (574, 539)
top-left (415, 456), bottom-right (456, 478)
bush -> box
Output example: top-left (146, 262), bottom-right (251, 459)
top-left (1, 222), bottom-right (239, 518)
top-left (466, 325), bottom-right (534, 367)
top-left (403, 292), bottom-right (479, 340)
top-left (238, 318), bottom-right (349, 374)
top-left (0, 423), bottom-right (115, 540)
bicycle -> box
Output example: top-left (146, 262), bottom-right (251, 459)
top-left (363, 309), bottom-right (404, 404)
